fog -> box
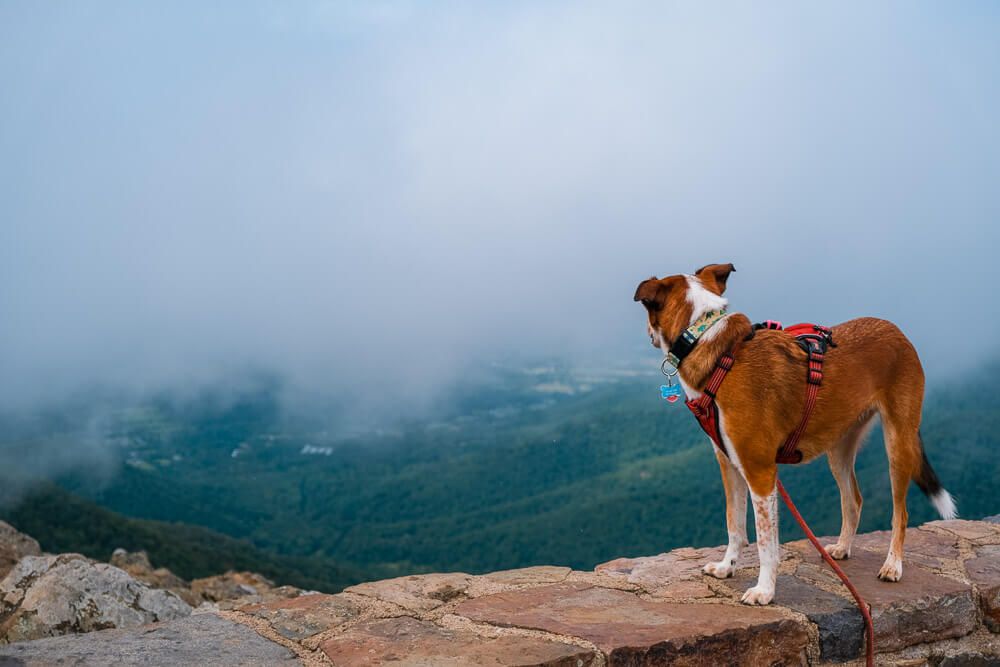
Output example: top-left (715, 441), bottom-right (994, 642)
top-left (2, 1), bottom-right (999, 423)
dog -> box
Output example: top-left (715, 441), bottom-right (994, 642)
top-left (634, 263), bottom-right (956, 605)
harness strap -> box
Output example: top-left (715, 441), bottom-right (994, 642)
top-left (685, 352), bottom-right (735, 458)
top-left (776, 328), bottom-right (833, 463)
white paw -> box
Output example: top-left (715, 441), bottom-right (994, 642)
top-left (702, 560), bottom-right (735, 579)
top-left (824, 543), bottom-right (851, 560)
top-left (878, 557), bottom-right (902, 582)
top-left (741, 585), bottom-right (775, 606)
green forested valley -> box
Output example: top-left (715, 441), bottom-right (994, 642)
top-left (2, 360), bottom-right (997, 592)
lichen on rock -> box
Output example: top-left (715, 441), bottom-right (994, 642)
top-left (0, 553), bottom-right (192, 643)
top-left (0, 521), bottom-right (41, 580)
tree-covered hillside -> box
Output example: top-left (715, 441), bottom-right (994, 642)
top-left (2, 360), bottom-right (997, 589)
top-left (1, 483), bottom-right (377, 591)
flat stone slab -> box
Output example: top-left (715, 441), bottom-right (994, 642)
top-left (320, 616), bottom-right (596, 666)
top-left (723, 573), bottom-right (863, 662)
top-left (850, 527), bottom-right (961, 570)
top-left (594, 544), bottom-right (789, 594)
top-left (965, 545), bottom-right (1000, 632)
top-left (344, 573), bottom-right (473, 612)
top-left (4, 519), bottom-right (998, 665)
top-left (784, 527), bottom-right (962, 572)
top-left (647, 579), bottom-right (716, 600)
top-left (936, 653), bottom-right (1000, 666)
top-left (455, 582), bottom-right (809, 665)
top-left (483, 566), bottom-right (571, 586)
top-left (794, 548), bottom-right (977, 652)
top-left (0, 613), bottom-right (299, 666)
top-left (926, 520), bottom-right (1000, 544)
top-left (239, 593), bottom-right (359, 641)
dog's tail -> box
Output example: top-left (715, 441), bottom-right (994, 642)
top-left (913, 431), bottom-right (957, 520)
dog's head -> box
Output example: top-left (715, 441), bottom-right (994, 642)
top-left (633, 263), bottom-right (735, 351)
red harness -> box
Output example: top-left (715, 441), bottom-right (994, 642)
top-left (682, 322), bottom-right (876, 666)
top-left (685, 322), bottom-right (834, 464)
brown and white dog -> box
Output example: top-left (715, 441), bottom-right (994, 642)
top-left (634, 263), bottom-right (956, 605)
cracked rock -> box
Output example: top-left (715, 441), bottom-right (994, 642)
top-left (0, 553), bottom-right (191, 643)
top-left (0, 522), bottom-right (41, 581)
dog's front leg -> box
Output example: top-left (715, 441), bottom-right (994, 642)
top-left (742, 479), bottom-right (779, 605)
top-left (703, 449), bottom-right (748, 579)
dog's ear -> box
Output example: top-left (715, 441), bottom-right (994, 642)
top-left (634, 276), bottom-right (672, 311)
top-left (694, 263), bottom-right (736, 295)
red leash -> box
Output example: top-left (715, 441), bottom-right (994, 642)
top-left (684, 323), bottom-right (875, 664)
top-left (777, 478), bottom-right (875, 666)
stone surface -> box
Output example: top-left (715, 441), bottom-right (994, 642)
top-left (345, 573), bottom-right (473, 612)
top-left (595, 543), bottom-right (794, 595)
top-left (784, 527), bottom-right (962, 572)
top-left (108, 553), bottom-right (300, 610)
top-left (648, 579), bottom-right (715, 600)
top-left (0, 522), bottom-right (41, 581)
top-left (240, 593), bottom-right (359, 641)
top-left (0, 613), bottom-right (300, 666)
top-left (191, 571), bottom-right (302, 610)
top-left (0, 553), bottom-right (191, 643)
top-left (931, 653), bottom-right (1000, 667)
top-left (935, 654), bottom-right (1000, 667)
top-left (321, 616), bottom-right (597, 666)
top-left (484, 566), bottom-right (571, 586)
top-left (455, 582), bottom-right (809, 666)
top-left (847, 527), bottom-right (962, 570)
top-left (595, 546), bottom-right (713, 583)
top-left (192, 570), bottom-right (271, 602)
top-left (794, 548), bottom-right (977, 652)
top-left (110, 549), bottom-right (200, 606)
top-left (927, 520), bottom-right (1000, 544)
top-left (3, 519), bottom-right (999, 663)
top-left (965, 546), bottom-right (1000, 632)
top-left (723, 573), bottom-right (863, 661)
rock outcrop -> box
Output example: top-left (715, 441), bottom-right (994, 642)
top-left (110, 549), bottom-right (200, 606)
top-left (1, 519), bottom-right (999, 665)
top-left (0, 529), bottom-right (304, 646)
top-left (0, 613), bottom-right (300, 666)
top-left (0, 521), bottom-right (41, 580)
top-left (108, 548), bottom-right (305, 611)
top-left (191, 570), bottom-right (304, 610)
top-left (0, 553), bottom-right (192, 643)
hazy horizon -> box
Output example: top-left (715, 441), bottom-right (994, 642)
top-left (3, 2), bottom-right (999, 422)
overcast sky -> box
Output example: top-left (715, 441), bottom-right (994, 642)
top-left (2, 1), bottom-right (999, 416)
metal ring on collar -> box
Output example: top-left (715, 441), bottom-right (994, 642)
top-left (660, 358), bottom-right (679, 377)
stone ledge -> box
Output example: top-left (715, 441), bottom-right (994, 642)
top-left (0, 614), bottom-right (300, 666)
top-left (1, 519), bottom-right (998, 665)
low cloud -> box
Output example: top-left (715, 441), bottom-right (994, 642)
top-left (1, 1), bottom-right (997, 430)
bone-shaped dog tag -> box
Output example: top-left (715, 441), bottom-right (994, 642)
top-left (660, 383), bottom-right (683, 404)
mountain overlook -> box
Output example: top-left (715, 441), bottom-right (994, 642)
top-left (3, 360), bottom-right (999, 588)
top-left (2, 516), bottom-right (999, 664)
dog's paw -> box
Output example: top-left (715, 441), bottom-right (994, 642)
top-left (740, 585), bottom-right (774, 606)
top-left (824, 543), bottom-right (851, 560)
top-left (877, 557), bottom-right (902, 582)
top-left (702, 561), bottom-right (735, 579)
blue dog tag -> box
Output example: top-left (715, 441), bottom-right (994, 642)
top-left (660, 383), bottom-right (683, 404)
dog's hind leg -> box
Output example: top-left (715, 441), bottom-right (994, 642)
top-left (703, 448), bottom-right (748, 579)
top-left (824, 411), bottom-right (876, 560)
